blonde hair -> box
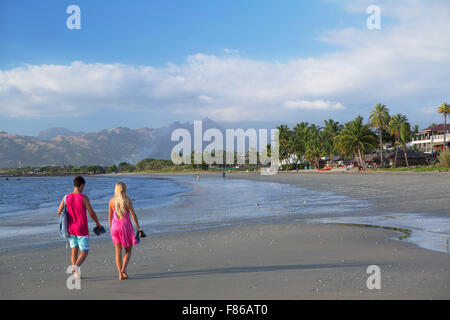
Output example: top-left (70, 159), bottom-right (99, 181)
top-left (114, 182), bottom-right (131, 219)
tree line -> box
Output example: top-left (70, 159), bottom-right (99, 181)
top-left (3, 102), bottom-right (449, 175)
top-left (277, 102), bottom-right (450, 169)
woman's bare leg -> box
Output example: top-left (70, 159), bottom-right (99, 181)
top-left (114, 243), bottom-right (123, 280)
top-left (121, 246), bottom-right (132, 279)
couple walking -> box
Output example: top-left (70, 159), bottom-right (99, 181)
top-left (57, 176), bottom-right (143, 280)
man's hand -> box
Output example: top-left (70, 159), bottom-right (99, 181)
top-left (85, 196), bottom-right (102, 228)
top-left (57, 198), bottom-right (65, 217)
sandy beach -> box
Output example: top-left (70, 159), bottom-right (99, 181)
top-left (0, 171), bottom-right (449, 299)
top-left (232, 170), bottom-right (450, 217)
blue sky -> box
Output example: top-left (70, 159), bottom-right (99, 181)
top-left (0, 0), bottom-right (449, 135)
top-left (0, 0), bottom-right (349, 68)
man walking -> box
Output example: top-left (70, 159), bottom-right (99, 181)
top-left (57, 176), bottom-right (103, 279)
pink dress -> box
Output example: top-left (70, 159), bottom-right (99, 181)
top-left (110, 209), bottom-right (138, 248)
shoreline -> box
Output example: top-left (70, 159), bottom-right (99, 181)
top-left (2, 171), bottom-right (449, 253)
top-left (1, 165), bottom-right (449, 178)
top-left (169, 170), bottom-right (450, 214)
top-left (1, 171), bottom-right (449, 299)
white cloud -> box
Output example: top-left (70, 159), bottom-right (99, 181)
top-left (284, 100), bottom-right (346, 110)
top-left (224, 48), bottom-right (239, 54)
top-left (198, 95), bottom-right (214, 103)
top-left (0, 0), bottom-right (449, 124)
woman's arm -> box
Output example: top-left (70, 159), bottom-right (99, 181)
top-left (108, 198), bottom-right (114, 229)
top-left (128, 199), bottom-right (141, 231)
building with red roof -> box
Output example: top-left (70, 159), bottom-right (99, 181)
top-left (411, 124), bottom-right (450, 153)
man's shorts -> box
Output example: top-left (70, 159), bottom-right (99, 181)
top-left (68, 235), bottom-right (90, 251)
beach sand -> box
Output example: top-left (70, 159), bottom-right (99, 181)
top-left (1, 171), bottom-right (449, 299)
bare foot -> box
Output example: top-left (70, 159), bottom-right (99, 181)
top-left (118, 272), bottom-right (123, 280)
top-left (72, 267), bottom-right (82, 279)
top-left (121, 271), bottom-right (128, 279)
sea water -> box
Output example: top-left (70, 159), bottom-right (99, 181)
top-left (0, 175), bottom-right (448, 254)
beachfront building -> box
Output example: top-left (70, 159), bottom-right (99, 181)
top-left (410, 124), bottom-right (450, 153)
top-left (385, 150), bottom-right (428, 167)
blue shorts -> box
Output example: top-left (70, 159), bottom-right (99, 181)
top-left (68, 235), bottom-right (90, 251)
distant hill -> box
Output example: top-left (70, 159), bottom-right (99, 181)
top-left (0, 118), bottom-right (228, 168)
top-left (37, 127), bottom-right (84, 140)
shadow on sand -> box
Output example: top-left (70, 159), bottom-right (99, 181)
top-left (86, 262), bottom-right (379, 282)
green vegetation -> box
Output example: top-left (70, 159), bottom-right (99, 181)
top-left (437, 102), bottom-right (449, 151)
top-left (2, 102), bottom-right (449, 176)
top-left (2, 157), bottom-right (251, 177)
top-left (135, 158), bottom-right (173, 171)
top-left (437, 149), bottom-right (450, 168)
top-left (335, 116), bottom-right (377, 168)
top-left (276, 101), bottom-right (449, 170)
top-left (4, 164), bottom-right (119, 176)
top-left (366, 166), bottom-right (448, 172)
top-left (369, 104), bottom-right (390, 168)
top-left (277, 115), bottom-right (379, 170)
top-left (388, 113), bottom-right (411, 168)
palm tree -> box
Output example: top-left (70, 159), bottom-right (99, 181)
top-left (304, 136), bottom-right (323, 169)
top-left (398, 125), bottom-right (412, 167)
top-left (291, 122), bottom-right (309, 170)
top-left (324, 119), bottom-right (341, 138)
top-left (369, 104), bottom-right (390, 168)
top-left (306, 125), bottom-right (323, 168)
top-left (277, 125), bottom-right (292, 170)
top-left (323, 119), bottom-right (342, 166)
top-left (335, 116), bottom-right (377, 169)
top-left (389, 114), bottom-right (410, 168)
top-left (437, 102), bottom-right (450, 150)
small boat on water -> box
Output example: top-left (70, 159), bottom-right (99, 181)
top-left (317, 168), bottom-right (331, 171)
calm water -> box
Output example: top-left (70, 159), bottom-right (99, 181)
top-left (0, 175), bottom-right (448, 254)
top-left (0, 175), bottom-right (188, 218)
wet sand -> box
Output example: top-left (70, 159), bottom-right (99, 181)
top-left (0, 171), bottom-right (449, 299)
top-left (195, 170), bottom-right (450, 216)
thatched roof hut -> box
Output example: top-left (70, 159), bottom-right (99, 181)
top-left (351, 153), bottom-right (387, 166)
top-left (386, 149), bottom-right (428, 166)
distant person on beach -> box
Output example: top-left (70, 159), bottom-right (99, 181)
top-left (109, 182), bottom-right (142, 280)
top-left (57, 176), bottom-right (103, 279)
top-left (222, 171), bottom-right (226, 179)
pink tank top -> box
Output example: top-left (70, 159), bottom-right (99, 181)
top-left (66, 193), bottom-right (89, 236)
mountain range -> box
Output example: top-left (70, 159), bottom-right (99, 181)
top-left (0, 118), bottom-right (229, 168)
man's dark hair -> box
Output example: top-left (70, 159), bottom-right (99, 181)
top-left (73, 176), bottom-right (86, 188)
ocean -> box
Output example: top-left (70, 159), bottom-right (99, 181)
top-left (0, 174), bottom-right (448, 254)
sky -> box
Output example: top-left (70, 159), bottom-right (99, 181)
top-left (0, 0), bottom-right (449, 136)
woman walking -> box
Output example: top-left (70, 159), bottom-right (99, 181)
top-left (109, 182), bottom-right (141, 280)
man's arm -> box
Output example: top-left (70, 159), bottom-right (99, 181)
top-left (57, 198), bottom-right (65, 216)
top-left (84, 196), bottom-right (102, 227)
